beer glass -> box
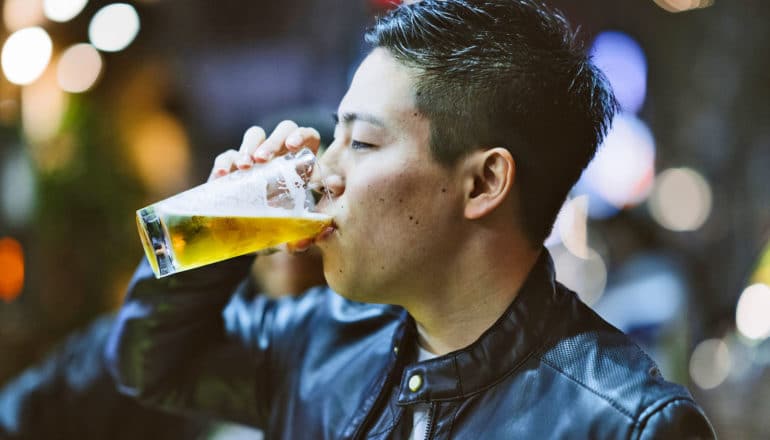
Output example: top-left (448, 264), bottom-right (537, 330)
top-left (135, 148), bottom-right (331, 278)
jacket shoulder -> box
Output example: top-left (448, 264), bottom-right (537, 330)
top-left (537, 284), bottom-right (715, 438)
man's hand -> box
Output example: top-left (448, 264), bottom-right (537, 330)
top-left (208, 121), bottom-right (322, 182)
top-left (208, 122), bottom-right (323, 253)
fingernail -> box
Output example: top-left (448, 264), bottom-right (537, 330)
top-left (286, 134), bottom-right (302, 147)
top-left (253, 151), bottom-right (269, 162)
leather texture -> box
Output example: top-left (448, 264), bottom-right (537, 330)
top-left (106, 251), bottom-right (716, 439)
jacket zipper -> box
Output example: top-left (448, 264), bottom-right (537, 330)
top-left (423, 403), bottom-right (436, 440)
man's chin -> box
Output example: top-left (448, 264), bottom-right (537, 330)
top-left (323, 274), bottom-right (367, 303)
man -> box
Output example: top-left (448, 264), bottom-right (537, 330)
top-left (107, 1), bottom-right (715, 438)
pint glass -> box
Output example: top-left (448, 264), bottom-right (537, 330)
top-left (135, 148), bottom-right (331, 278)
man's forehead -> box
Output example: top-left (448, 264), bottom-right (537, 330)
top-left (337, 48), bottom-right (419, 127)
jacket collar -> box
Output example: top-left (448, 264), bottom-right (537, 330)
top-left (396, 250), bottom-right (563, 404)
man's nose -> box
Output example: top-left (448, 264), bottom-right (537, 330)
top-left (311, 147), bottom-right (345, 199)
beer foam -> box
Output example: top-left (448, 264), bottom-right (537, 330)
top-left (157, 204), bottom-right (330, 220)
top-left (159, 150), bottom-right (319, 218)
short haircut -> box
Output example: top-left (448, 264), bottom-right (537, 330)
top-left (365, 0), bottom-right (618, 246)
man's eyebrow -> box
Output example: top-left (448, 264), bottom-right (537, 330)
top-left (332, 112), bottom-right (386, 128)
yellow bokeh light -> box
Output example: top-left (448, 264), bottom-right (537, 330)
top-left (127, 112), bottom-right (192, 195)
top-left (22, 68), bottom-right (67, 145)
top-left (750, 241), bottom-right (770, 286)
top-left (57, 43), bottom-right (103, 93)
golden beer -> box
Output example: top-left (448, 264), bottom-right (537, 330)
top-left (135, 148), bottom-right (325, 278)
top-left (137, 209), bottom-right (331, 277)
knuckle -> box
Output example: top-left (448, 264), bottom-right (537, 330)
top-left (215, 149), bottom-right (237, 164)
top-left (276, 120), bottom-right (299, 132)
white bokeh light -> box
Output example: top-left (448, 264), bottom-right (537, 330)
top-left (575, 113), bottom-right (656, 215)
top-left (551, 244), bottom-right (607, 305)
top-left (545, 195), bottom-right (589, 259)
top-left (736, 283), bottom-right (770, 341)
top-left (648, 167), bottom-right (712, 232)
top-left (1, 27), bottom-right (53, 85)
top-left (57, 43), bottom-right (103, 93)
top-left (44, 0), bottom-right (89, 23)
top-left (88, 3), bottom-right (140, 52)
top-left (689, 338), bottom-right (730, 390)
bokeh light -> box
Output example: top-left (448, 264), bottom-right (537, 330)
top-left (551, 244), bottom-right (608, 305)
top-left (3, 0), bottom-right (45, 31)
top-left (88, 3), bottom-right (141, 52)
top-left (590, 31), bottom-right (647, 114)
top-left (1, 150), bottom-right (36, 227)
top-left (57, 43), bottom-right (103, 93)
top-left (21, 69), bottom-right (67, 146)
top-left (736, 283), bottom-right (770, 341)
top-left (689, 338), bottom-right (730, 390)
top-left (0, 237), bottom-right (25, 303)
top-left (1, 27), bottom-right (53, 85)
top-left (545, 195), bottom-right (589, 259)
top-left (127, 111), bottom-right (191, 195)
top-left (574, 113), bottom-right (656, 218)
top-left (648, 167), bottom-right (712, 232)
top-left (43, 0), bottom-right (89, 22)
top-left (653, 0), bottom-right (715, 13)
top-left (593, 256), bottom-right (685, 333)
top-left (750, 240), bottom-right (770, 286)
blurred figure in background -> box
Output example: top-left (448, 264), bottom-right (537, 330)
top-left (0, 250), bottom-right (325, 440)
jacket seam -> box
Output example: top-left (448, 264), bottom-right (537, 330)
top-left (631, 397), bottom-right (697, 440)
top-left (452, 355), bottom-right (463, 396)
top-left (538, 357), bottom-right (636, 421)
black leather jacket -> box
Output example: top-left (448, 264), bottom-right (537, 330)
top-left (107, 252), bottom-right (715, 439)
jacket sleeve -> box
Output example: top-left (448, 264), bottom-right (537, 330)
top-left (636, 397), bottom-right (716, 440)
top-left (105, 256), bottom-right (272, 427)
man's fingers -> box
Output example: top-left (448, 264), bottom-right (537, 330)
top-left (210, 122), bottom-right (320, 179)
top-left (209, 149), bottom-right (240, 181)
top-left (286, 238), bottom-right (314, 254)
top-left (253, 120), bottom-right (299, 163)
top-left (240, 126), bottom-right (267, 154)
top-left (285, 127), bottom-right (322, 153)
top-left (238, 126), bottom-right (266, 169)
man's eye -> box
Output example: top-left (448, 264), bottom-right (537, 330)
top-left (351, 140), bottom-right (375, 150)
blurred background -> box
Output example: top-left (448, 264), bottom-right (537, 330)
top-left (0, 0), bottom-right (767, 438)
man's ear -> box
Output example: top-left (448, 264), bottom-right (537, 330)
top-left (463, 148), bottom-right (515, 220)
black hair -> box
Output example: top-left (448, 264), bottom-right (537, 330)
top-left (365, 0), bottom-right (618, 246)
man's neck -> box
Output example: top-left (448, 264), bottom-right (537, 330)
top-left (409, 243), bottom-right (541, 356)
